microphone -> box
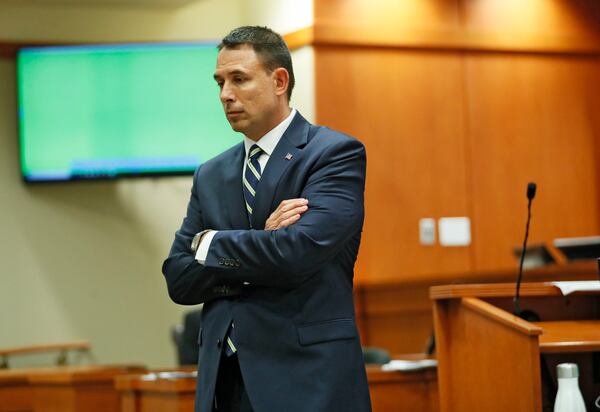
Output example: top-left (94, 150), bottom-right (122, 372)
top-left (514, 182), bottom-right (540, 320)
top-left (527, 182), bottom-right (536, 200)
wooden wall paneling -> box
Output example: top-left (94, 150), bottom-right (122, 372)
top-left (353, 287), bottom-right (367, 345)
top-left (315, 0), bottom-right (461, 48)
top-left (461, 0), bottom-right (600, 51)
top-left (360, 284), bottom-right (433, 353)
top-left (315, 46), bottom-right (472, 284)
top-left (585, 59), bottom-right (600, 222)
top-left (464, 54), bottom-right (600, 272)
top-left (314, 0), bottom-right (600, 53)
top-left (315, 0), bottom-right (600, 361)
top-left (367, 367), bottom-right (438, 412)
top-left (366, 311), bottom-right (433, 355)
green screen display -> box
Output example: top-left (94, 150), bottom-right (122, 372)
top-left (17, 43), bottom-right (239, 181)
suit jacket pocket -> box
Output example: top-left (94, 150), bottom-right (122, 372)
top-left (297, 318), bottom-right (357, 346)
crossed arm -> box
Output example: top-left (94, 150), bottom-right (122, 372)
top-left (265, 198), bottom-right (309, 231)
top-left (162, 139), bottom-right (366, 305)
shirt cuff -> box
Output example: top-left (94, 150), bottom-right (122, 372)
top-left (195, 230), bottom-right (218, 264)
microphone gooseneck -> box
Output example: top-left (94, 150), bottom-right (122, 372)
top-left (514, 182), bottom-right (536, 316)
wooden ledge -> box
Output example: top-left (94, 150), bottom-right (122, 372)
top-left (462, 297), bottom-right (543, 336)
top-left (284, 26), bottom-right (314, 51)
top-left (430, 282), bottom-right (565, 300)
top-left (0, 341), bottom-right (90, 357)
top-left (538, 320), bottom-right (600, 353)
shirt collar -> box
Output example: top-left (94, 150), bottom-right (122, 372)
top-left (243, 108), bottom-right (297, 157)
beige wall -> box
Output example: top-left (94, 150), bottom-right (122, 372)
top-left (0, 0), bottom-right (314, 368)
top-left (0, 0), bottom-right (242, 42)
top-left (240, 0), bottom-right (315, 121)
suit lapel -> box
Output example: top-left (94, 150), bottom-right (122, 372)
top-left (223, 144), bottom-right (251, 230)
top-left (251, 112), bottom-right (310, 229)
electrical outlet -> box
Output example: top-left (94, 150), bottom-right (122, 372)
top-left (419, 218), bottom-right (436, 245)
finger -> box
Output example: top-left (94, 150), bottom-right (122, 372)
top-left (277, 213), bottom-right (301, 229)
top-left (271, 198), bottom-right (309, 222)
top-left (278, 205), bottom-right (308, 222)
top-left (279, 198), bottom-right (308, 213)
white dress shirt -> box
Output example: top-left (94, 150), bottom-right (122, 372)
top-left (195, 108), bottom-right (297, 264)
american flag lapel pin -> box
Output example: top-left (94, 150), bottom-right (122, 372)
top-left (285, 153), bottom-right (293, 160)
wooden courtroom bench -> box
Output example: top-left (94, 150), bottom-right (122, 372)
top-left (0, 364), bottom-right (144, 412)
top-left (115, 365), bottom-right (437, 412)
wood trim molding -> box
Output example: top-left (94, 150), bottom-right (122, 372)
top-left (430, 282), bottom-right (563, 300)
top-left (283, 26), bottom-right (314, 51)
top-left (313, 26), bottom-right (600, 55)
top-left (358, 261), bottom-right (597, 290)
top-left (462, 297), bottom-right (543, 336)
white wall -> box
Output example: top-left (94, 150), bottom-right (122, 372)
top-left (0, 0), bottom-right (314, 368)
top-left (240, 0), bottom-right (315, 121)
top-left (241, 0), bottom-right (313, 36)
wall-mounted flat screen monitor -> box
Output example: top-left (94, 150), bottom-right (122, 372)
top-left (17, 42), bottom-right (238, 182)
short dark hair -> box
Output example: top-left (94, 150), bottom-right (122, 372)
top-left (218, 26), bottom-right (295, 101)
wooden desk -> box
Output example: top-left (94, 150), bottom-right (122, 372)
top-left (116, 366), bottom-right (438, 412)
top-left (367, 366), bottom-right (438, 412)
top-left (116, 370), bottom-right (196, 412)
top-left (354, 261), bottom-right (598, 355)
top-left (0, 365), bottom-right (144, 412)
top-left (431, 282), bottom-right (600, 412)
top-left (0, 368), bottom-right (34, 412)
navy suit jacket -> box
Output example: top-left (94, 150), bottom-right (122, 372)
top-left (162, 112), bottom-right (371, 412)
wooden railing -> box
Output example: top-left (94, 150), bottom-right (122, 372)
top-left (0, 340), bottom-right (91, 368)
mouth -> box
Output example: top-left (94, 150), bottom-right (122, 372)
top-left (226, 110), bottom-right (244, 119)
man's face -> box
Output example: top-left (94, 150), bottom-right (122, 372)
top-left (214, 44), bottom-right (280, 141)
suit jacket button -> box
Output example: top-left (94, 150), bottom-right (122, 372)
top-left (217, 339), bottom-right (222, 348)
top-left (223, 286), bottom-right (230, 294)
top-left (218, 258), bottom-right (224, 265)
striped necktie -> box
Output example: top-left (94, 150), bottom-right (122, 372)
top-left (223, 144), bottom-right (263, 357)
top-left (243, 144), bottom-right (263, 226)
top-left (224, 323), bottom-right (237, 357)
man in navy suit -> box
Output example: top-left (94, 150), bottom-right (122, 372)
top-left (162, 26), bottom-right (371, 412)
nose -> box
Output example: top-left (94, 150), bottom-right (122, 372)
top-left (220, 82), bottom-right (235, 104)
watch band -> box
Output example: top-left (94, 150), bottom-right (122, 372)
top-left (191, 229), bottom-right (212, 254)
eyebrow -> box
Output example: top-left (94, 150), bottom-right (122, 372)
top-left (213, 69), bottom-right (247, 81)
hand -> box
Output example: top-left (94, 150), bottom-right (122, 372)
top-left (264, 198), bottom-right (309, 230)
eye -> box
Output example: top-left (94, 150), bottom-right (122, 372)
top-left (216, 81), bottom-right (224, 89)
top-left (234, 76), bottom-right (245, 83)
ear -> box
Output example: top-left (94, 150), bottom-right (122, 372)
top-left (272, 68), bottom-right (289, 98)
